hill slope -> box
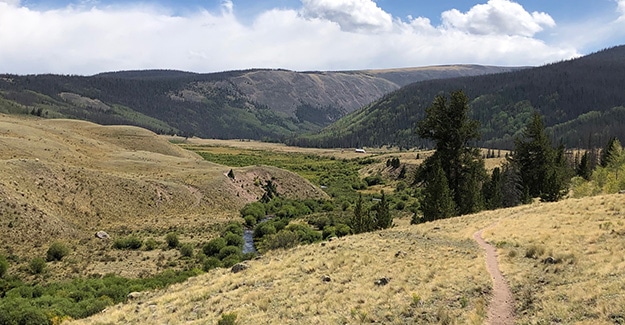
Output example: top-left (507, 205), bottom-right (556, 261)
top-left (74, 193), bottom-right (625, 324)
top-left (293, 45), bottom-right (625, 149)
top-left (0, 115), bottom-right (326, 279)
top-left (0, 65), bottom-right (518, 141)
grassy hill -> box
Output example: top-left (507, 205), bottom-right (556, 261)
top-left (73, 193), bottom-right (625, 324)
top-left (0, 65), bottom-right (518, 142)
top-left (292, 45), bottom-right (625, 149)
top-left (0, 115), bottom-right (326, 280)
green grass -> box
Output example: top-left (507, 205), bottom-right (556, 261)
top-left (187, 147), bottom-right (372, 200)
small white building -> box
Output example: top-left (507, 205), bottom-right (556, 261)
top-left (355, 148), bottom-right (366, 153)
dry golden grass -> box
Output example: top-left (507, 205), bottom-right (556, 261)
top-left (74, 193), bottom-right (625, 324)
top-left (481, 194), bottom-right (625, 324)
top-left (74, 217), bottom-right (494, 325)
top-left (0, 115), bottom-right (326, 280)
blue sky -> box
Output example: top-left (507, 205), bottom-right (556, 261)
top-left (1, 0), bottom-right (624, 75)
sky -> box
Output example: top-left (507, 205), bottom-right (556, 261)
top-left (1, 0), bottom-right (624, 75)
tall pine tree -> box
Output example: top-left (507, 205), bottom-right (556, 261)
top-left (511, 112), bottom-right (571, 202)
top-left (416, 90), bottom-right (485, 220)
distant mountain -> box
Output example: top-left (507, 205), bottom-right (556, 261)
top-left (291, 45), bottom-right (625, 149)
top-left (0, 65), bottom-right (519, 140)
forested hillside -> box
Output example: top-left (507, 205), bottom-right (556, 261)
top-left (291, 45), bottom-right (625, 149)
top-left (0, 65), bottom-right (514, 141)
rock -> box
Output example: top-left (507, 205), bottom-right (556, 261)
top-left (321, 275), bottom-right (331, 282)
top-left (374, 277), bottom-right (390, 286)
top-left (95, 231), bottom-right (110, 239)
top-left (231, 263), bottom-right (249, 273)
top-left (395, 251), bottom-right (406, 258)
top-left (543, 256), bottom-right (558, 264)
top-left (127, 292), bottom-right (143, 300)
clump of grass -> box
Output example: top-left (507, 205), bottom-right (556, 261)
top-left (525, 244), bottom-right (545, 259)
top-left (46, 241), bottom-right (70, 262)
top-left (218, 312), bottom-right (237, 325)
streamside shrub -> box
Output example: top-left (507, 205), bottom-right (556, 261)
top-left (224, 232), bottom-right (244, 248)
top-left (203, 257), bottom-right (222, 271)
top-left (46, 242), bottom-right (70, 262)
top-left (223, 222), bottom-right (244, 236)
top-left (203, 238), bottom-right (226, 257)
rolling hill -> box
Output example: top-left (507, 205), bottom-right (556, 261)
top-left (0, 65), bottom-right (518, 141)
top-left (0, 114), bottom-right (327, 280)
top-left (291, 45), bottom-right (625, 149)
top-left (73, 193), bottom-right (625, 324)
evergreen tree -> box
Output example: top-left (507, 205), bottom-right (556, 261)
top-left (420, 158), bottom-right (456, 221)
top-left (500, 162), bottom-right (524, 208)
top-left (601, 137), bottom-right (621, 167)
top-left (576, 151), bottom-right (592, 180)
top-left (511, 113), bottom-right (572, 202)
top-left (372, 191), bottom-right (392, 229)
top-left (483, 167), bottom-right (503, 209)
top-left (513, 112), bottom-right (552, 198)
top-left (351, 194), bottom-right (374, 234)
top-left (416, 90), bottom-right (485, 217)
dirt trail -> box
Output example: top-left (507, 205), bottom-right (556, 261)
top-left (474, 227), bottom-right (515, 325)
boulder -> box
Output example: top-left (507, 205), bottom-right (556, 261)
top-left (231, 263), bottom-right (249, 274)
top-left (374, 277), bottom-right (390, 286)
top-left (95, 231), bottom-right (110, 239)
top-left (321, 275), bottom-right (331, 282)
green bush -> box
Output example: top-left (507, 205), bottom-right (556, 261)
top-left (253, 223), bottom-right (276, 239)
top-left (261, 231), bottom-right (299, 250)
top-left (322, 226), bottom-right (336, 239)
top-left (113, 236), bottom-right (143, 250)
top-left (244, 215), bottom-right (257, 227)
top-left (240, 202), bottom-right (266, 221)
top-left (224, 233), bottom-right (244, 248)
top-left (202, 257), bottom-right (223, 271)
top-left (165, 232), bottom-right (179, 249)
top-left (0, 255), bottom-right (8, 278)
top-left (46, 241), bottom-right (70, 262)
top-left (218, 246), bottom-right (242, 260)
top-left (179, 244), bottom-right (194, 258)
top-left (29, 257), bottom-right (47, 274)
top-left (223, 222), bottom-right (244, 236)
top-left (203, 238), bottom-right (227, 257)
top-left (221, 255), bottom-right (241, 268)
top-left (218, 312), bottom-right (237, 325)
top-left (143, 238), bottom-right (159, 251)
top-left (335, 224), bottom-right (351, 237)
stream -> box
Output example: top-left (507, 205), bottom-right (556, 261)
top-left (242, 229), bottom-right (256, 254)
top-left (242, 216), bottom-right (272, 254)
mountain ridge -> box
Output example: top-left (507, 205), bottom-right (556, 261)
top-left (291, 45), bottom-right (625, 149)
top-left (0, 64), bottom-right (520, 141)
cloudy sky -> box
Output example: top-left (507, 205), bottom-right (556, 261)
top-left (1, 0), bottom-right (624, 75)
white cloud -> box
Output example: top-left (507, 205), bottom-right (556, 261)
top-left (0, 0), bottom-right (582, 75)
top-left (441, 0), bottom-right (555, 37)
top-left (0, 0), bottom-right (20, 6)
top-left (301, 0), bottom-right (393, 33)
top-left (617, 0), bottom-right (625, 20)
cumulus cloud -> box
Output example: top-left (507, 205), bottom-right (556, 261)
top-left (301, 0), bottom-right (393, 33)
top-left (0, 0), bottom-right (582, 75)
top-left (617, 0), bottom-right (625, 20)
top-left (441, 0), bottom-right (555, 37)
